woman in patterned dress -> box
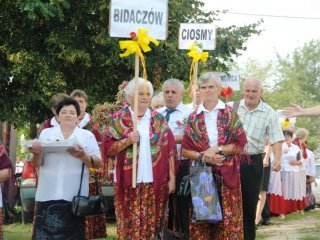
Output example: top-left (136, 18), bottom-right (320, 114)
top-left (0, 144), bottom-right (13, 240)
top-left (182, 72), bottom-right (247, 240)
top-left (104, 78), bottom-right (177, 239)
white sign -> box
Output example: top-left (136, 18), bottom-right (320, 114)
top-left (178, 23), bottom-right (216, 50)
top-left (219, 71), bottom-right (240, 91)
top-left (109, 0), bottom-right (168, 40)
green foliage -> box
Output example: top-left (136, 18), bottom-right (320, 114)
top-left (0, 0), bottom-right (261, 135)
top-left (267, 40), bottom-right (320, 149)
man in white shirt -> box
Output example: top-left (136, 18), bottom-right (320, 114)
top-left (157, 79), bottom-right (192, 237)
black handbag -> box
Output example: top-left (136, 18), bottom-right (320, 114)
top-left (155, 195), bottom-right (186, 240)
top-left (71, 163), bottom-right (108, 217)
top-left (177, 155), bottom-right (203, 198)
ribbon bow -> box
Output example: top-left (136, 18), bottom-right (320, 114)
top-left (188, 41), bottom-right (209, 86)
top-left (188, 42), bottom-right (209, 62)
top-left (119, 28), bottom-right (159, 79)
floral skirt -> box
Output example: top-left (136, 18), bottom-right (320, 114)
top-left (85, 181), bottom-right (107, 239)
top-left (33, 200), bottom-right (85, 240)
top-left (114, 183), bottom-right (167, 240)
top-left (0, 208), bottom-right (3, 240)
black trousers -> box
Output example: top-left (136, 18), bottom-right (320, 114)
top-left (240, 154), bottom-right (263, 240)
top-left (168, 159), bottom-right (190, 239)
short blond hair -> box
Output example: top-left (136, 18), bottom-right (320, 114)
top-left (295, 128), bottom-right (309, 139)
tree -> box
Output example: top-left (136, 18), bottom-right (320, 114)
top-left (0, 0), bottom-right (262, 137)
top-left (265, 40), bottom-right (320, 149)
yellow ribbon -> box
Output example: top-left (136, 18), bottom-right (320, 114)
top-left (119, 28), bottom-right (159, 79)
top-left (188, 42), bottom-right (209, 85)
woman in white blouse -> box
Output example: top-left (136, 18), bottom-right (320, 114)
top-left (104, 78), bottom-right (177, 239)
top-left (29, 98), bottom-right (101, 240)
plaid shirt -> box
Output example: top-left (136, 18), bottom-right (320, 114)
top-left (237, 99), bottom-right (284, 155)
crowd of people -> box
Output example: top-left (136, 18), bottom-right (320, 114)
top-left (1, 72), bottom-right (319, 240)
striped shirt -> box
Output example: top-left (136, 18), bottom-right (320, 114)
top-left (237, 99), bottom-right (284, 155)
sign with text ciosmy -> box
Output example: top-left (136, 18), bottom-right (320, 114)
top-left (109, 0), bottom-right (168, 40)
top-left (179, 23), bottom-right (216, 50)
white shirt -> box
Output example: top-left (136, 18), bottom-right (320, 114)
top-left (36, 126), bottom-right (101, 202)
top-left (78, 112), bottom-right (91, 128)
top-left (281, 142), bottom-right (301, 172)
top-left (306, 148), bottom-right (316, 177)
top-left (0, 190), bottom-right (2, 208)
top-left (157, 102), bottom-right (192, 160)
top-left (129, 108), bottom-right (153, 183)
top-left (50, 117), bottom-right (59, 127)
top-left (197, 100), bottom-right (226, 147)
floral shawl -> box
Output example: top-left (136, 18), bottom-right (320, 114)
top-left (103, 107), bottom-right (178, 203)
top-left (182, 105), bottom-right (247, 189)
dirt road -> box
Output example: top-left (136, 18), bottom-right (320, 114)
top-left (257, 209), bottom-right (320, 240)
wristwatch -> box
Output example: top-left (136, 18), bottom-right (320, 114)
top-left (218, 146), bottom-right (223, 155)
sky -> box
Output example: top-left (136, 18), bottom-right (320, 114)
top-left (203, 0), bottom-right (320, 63)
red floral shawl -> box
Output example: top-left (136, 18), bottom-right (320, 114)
top-left (182, 105), bottom-right (247, 189)
top-left (292, 139), bottom-right (307, 159)
top-left (104, 107), bottom-right (178, 202)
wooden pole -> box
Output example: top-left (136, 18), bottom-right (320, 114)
top-left (132, 53), bottom-right (139, 188)
top-left (192, 62), bottom-right (198, 109)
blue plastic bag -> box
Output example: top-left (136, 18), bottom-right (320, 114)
top-left (190, 163), bottom-right (222, 223)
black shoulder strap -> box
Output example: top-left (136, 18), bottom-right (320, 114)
top-left (77, 163), bottom-right (85, 196)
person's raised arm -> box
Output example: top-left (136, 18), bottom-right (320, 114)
top-left (283, 104), bottom-right (320, 118)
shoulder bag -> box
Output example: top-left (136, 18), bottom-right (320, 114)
top-left (71, 163), bottom-right (108, 217)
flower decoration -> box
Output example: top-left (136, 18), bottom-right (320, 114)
top-left (89, 168), bottom-right (104, 183)
top-left (176, 120), bottom-right (184, 127)
top-left (282, 118), bottom-right (291, 128)
top-left (188, 41), bottom-right (209, 86)
top-left (119, 28), bottom-right (159, 79)
top-left (220, 86), bottom-right (233, 102)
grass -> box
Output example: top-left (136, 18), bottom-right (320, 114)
top-left (4, 221), bottom-right (117, 240)
top-left (5, 209), bottom-right (320, 239)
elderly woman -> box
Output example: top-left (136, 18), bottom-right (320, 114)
top-left (29, 98), bottom-right (101, 240)
top-left (182, 72), bottom-right (247, 239)
top-left (104, 78), bottom-right (177, 239)
top-left (291, 128), bottom-right (309, 212)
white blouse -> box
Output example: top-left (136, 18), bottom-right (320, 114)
top-left (197, 100), bottom-right (226, 147)
top-left (281, 142), bottom-right (301, 172)
top-left (36, 126), bottom-right (101, 202)
top-left (78, 112), bottom-right (91, 128)
top-left (129, 108), bottom-right (153, 183)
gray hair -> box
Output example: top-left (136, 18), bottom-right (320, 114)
top-left (124, 77), bottom-right (154, 97)
top-left (244, 76), bottom-right (264, 92)
top-left (197, 72), bottom-right (222, 88)
top-left (162, 79), bottom-right (184, 92)
top-left (151, 91), bottom-right (165, 109)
